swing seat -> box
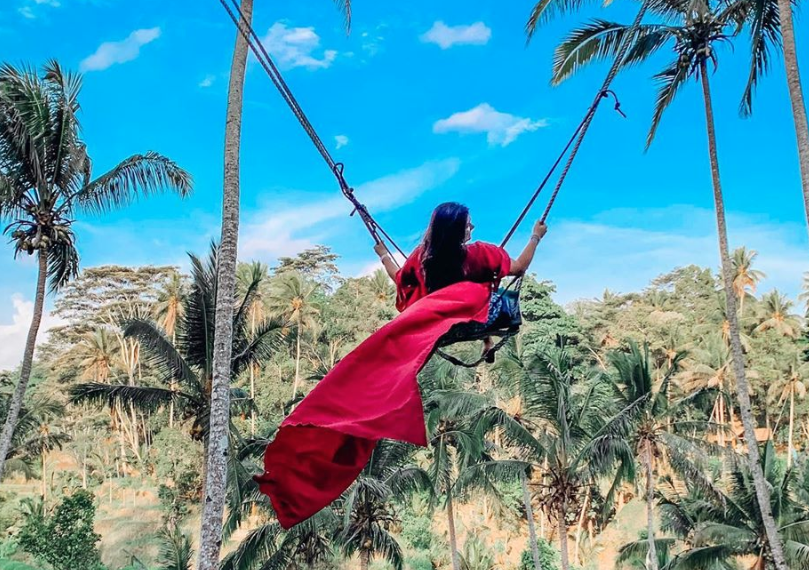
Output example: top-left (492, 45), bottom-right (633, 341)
top-left (435, 286), bottom-right (522, 366)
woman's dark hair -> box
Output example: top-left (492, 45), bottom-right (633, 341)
top-left (421, 202), bottom-right (469, 293)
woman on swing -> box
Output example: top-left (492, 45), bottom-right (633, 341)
top-left (375, 201), bottom-right (547, 356)
top-left (255, 202), bottom-right (547, 529)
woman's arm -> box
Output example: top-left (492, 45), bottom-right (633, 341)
top-left (374, 242), bottom-right (399, 281)
top-left (509, 221), bottom-right (547, 276)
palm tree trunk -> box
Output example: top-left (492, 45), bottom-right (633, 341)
top-left (250, 364), bottom-right (256, 435)
top-left (41, 453), bottom-right (47, 501)
top-left (700, 61), bottom-right (789, 570)
top-left (788, 384), bottom-right (795, 468)
top-left (0, 252), bottom-right (48, 480)
top-left (775, 0), bottom-right (809, 236)
top-left (196, 1), bottom-right (253, 568)
top-left (360, 551), bottom-right (370, 570)
top-left (293, 313), bottom-right (302, 401)
top-left (644, 441), bottom-right (658, 570)
top-left (170, 332), bottom-right (176, 429)
top-left (573, 488), bottom-right (590, 566)
top-left (521, 470), bottom-right (543, 570)
top-left (250, 314), bottom-right (256, 436)
top-left (557, 503), bottom-right (570, 570)
top-left (447, 487), bottom-right (461, 570)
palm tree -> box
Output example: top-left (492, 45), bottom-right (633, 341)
top-left (267, 271), bottom-right (321, 402)
top-left (75, 328), bottom-right (119, 383)
top-left (237, 262), bottom-right (269, 436)
top-left (70, 245), bottom-right (282, 469)
top-left (768, 351), bottom-right (809, 468)
top-left (731, 247), bottom-right (765, 315)
top-left (678, 333), bottom-right (735, 446)
top-left (0, 61), bottom-right (191, 481)
top-left (340, 440), bottom-right (432, 570)
top-left (701, 292), bottom-right (754, 352)
top-left (155, 272), bottom-right (185, 428)
top-left (0, 394), bottom-right (68, 485)
top-left (660, 442), bottom-right (809, 569)
top-left (514, 344), bottom-right (625, 570)
top-left (155, 272), bottom-right (186, 341)
top-left (551, 2), bottom-right (789, 565)
top-left (422, 389), bottom-right (484, 570)
top-left (369, 268), bottom-right (395, 306)
top-left (599, 342), bottom-right (719, 570)
top-left (754, 290), bottom-right (802, 338)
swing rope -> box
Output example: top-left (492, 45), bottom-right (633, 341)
top-left (217, 0), bottom-right (405, 259)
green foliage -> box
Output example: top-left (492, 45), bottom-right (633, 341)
top-left (18, 491), bottom-right (104, 570)
top-left (155, 524), bottom-right (193, 570)
top-left (519, 539), bottom-right (561, 570)
top-left (400, 512), bottom-right (433, 551)
top-left (459, 536), bottom-right (494, 570)
top-left (151, 428), bottom-right (203, 521)
top-left (405, 553), bottom-right (434, 570)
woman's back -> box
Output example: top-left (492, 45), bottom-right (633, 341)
top-left (395, 241), bottom-right (510, 311)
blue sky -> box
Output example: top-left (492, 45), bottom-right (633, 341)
top-left (1, 0), bottom-right (808, 368)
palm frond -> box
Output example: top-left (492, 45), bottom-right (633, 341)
top-left (526, 0), bottom-right (599, 39)
top-left (70, 382), bottom-right (182, 412)
top-left (76, 151), bottom-right (192, 214)
top-left (616, 538), bottom-right (675, 568)
top-left (46, 235), bottom-right (80, 291)
top-left (647, 59), bottom-right (691, 148)
top-left (553, 21), bottom-right (666, 84)
top-left (156, 525), bottom-right (194, 570)
top-left (736, 0), bottom-right (780, 116)
top-left (220, 522), bottom-right (282, 570)
top-left (123, 318), bottom-right (199, 391)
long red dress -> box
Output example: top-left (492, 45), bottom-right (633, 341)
top-left (255, 242), bottom-right (511, 529)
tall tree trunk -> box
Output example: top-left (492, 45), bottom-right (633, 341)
top-left (573, 487), bottom-right (590, 566)
top-left (521, 470), bottom-right (543, 570)
top-left (250, 313), bottom-right (256, 436)
top-left (557, 503), bottom-right (570, 570)
top-left (788, 384), bottom-right (795, 468)
top-left (170, 333), bottom-right (176, 429)
top-left (293, 313), bottom-right (302, 401)
top-left (360, 550), bottom-right (370, 570)
top-left (447, 487), bottom-right (461, 570)
top-left (776, 0), bottom-right (809, 235)
top-left (196, 1), bottom-right (253, 568)
top-left (644, 441), bottom-right (658, 570)
top-left (0, 252), bottom-right (48, 480)
top-left (700, 61), bottom-right (788, 570)
top-left (41, 453), bottom-right (47, 501)
top-left (250, 364), bottom-right (256, 435)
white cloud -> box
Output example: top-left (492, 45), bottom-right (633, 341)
top-left (199, 74), bottom-right (215, 88)
top-left (17, 0), bottom-right (60, 19)
top-left (262, 23), bottom-right (337, 70)
top-left (0, 295), bottom-right (63, 372)
top-left (334, 135), bottom-right (349, 149)
top-left (420, 21), bottom-right (491, 49)
top-left (239, 158), bottom-right (460, 260)
top-left (433, 103), bottom-right (547, 146)
top-left (80, 27), bottom-right (161, 72)
top-left (531, 205), bottom-right (809, 306)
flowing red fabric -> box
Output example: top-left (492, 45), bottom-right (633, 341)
top-left (255, 242), bottom-right (510, 529)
